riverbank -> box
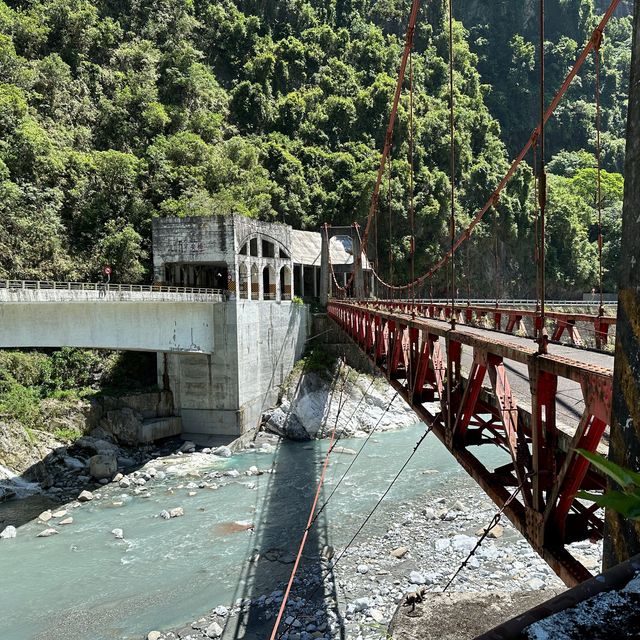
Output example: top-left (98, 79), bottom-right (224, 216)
top-left (0, 423), bottom-right (603, 640)
top-left (151, 447), bottom-right (602, 640)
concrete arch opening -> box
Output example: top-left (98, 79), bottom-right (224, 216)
top-left (280, 265), bottom-right (292, 300)
top-left (250, 264), bottom-right (259, 300)
top-left (263, 265), bottom-right (276, 300)
top-left (239, 263), bottom-right (248, 299)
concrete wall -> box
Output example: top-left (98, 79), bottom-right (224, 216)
top-left (0, 289), bottom-right (219, 353)
top-left (163, 300), bottom-right (309, 437)
top-left (152, 216), bottom-right (237, 282)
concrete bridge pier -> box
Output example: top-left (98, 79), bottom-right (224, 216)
top-left (160, 299), bottom-right (309, 442)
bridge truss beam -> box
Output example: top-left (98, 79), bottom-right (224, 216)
top-left (328, 301), bottom-right (612, 586)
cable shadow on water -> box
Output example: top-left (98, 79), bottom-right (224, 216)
top-left (223, 366), bottom-right (346, 640)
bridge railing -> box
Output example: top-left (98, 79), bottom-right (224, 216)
top-left (362, 299), bottom-right (616, 350)
top-left (0, 279), bottom-right (226, 296)
top-left (378, 297), bottom-right (618, 307)
top-left (328, 300), bottom-right (612, 587)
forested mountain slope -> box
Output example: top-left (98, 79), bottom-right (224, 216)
top-left (0, 0), bottom-right (630, 296)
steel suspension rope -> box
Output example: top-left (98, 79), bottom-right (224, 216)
top-left (442, 480), bottom-right (525, 592)
top-left (361, 0), bottom-right (621, 298)
top-left (268, 360), bottom-right (348, 640)
top-left (537, 0), bottom-right (548, 354)
top-left (533, 141), bottom-right (540, 315)
top-left (389, 146), bottom-right (394, 287)
top-left (493, 200), bottom-right (499, 307)
top-left (310, 391), bottom-right (399, 528)
top-left (408, 48), bottom-right (416, 304)
top-left (594, 29), bottom-right (604, 316)
top-left (448, 0), bottom-right (456, 328)
top-left (273, 393), bottom-right (411, 640)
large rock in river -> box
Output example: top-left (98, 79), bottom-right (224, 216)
top-left (89, 454), bottom-right (118, 480)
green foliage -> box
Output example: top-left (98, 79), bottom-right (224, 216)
top-left (0, 383), bottom-right (41, 427)
top-left (0, 0), bottom-right (626, 298)
top-left (52, 426), bottom-right (82, 441)
top-left (577, 449), bottom-right (640, 520)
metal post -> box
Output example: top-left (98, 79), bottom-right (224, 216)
top-left (604, 0), bottom-right (640, 569)
top-left (320, 224), bottom-right (330, 307)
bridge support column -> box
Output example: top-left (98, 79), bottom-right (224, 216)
top-left (352, 223), bottom-right (365, 300)
top-left (604, 0), bottom-right (640, 569)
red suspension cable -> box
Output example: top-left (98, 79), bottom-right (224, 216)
top-left (365, 0), bottom-right (621, 296)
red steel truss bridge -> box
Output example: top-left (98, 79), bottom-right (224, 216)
top-left (321, 0), bottom-right (629, 588)
top-left (328, 299), bottom-right (612, 586)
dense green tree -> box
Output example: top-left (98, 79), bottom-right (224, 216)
top-left (0, 0), bottom-right (627, 297)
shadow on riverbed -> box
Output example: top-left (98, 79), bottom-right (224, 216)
top-left (221, 366), bottom-right (346, 640)
top-left (223, 439), bottom-right (344, 640)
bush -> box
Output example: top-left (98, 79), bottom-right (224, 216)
top-left (0, 383), bottom-right (41, 428)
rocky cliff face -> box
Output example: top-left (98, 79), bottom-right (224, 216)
top-left (263, 364), bottom-right (418, 440)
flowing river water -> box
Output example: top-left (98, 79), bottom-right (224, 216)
top-left (0, 423), bottom-right (509, 640)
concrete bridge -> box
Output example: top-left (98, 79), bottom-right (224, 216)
top-left (0, 281), bottom-right (224, 354)
top-left (0, 279), bottom-right (309, 441)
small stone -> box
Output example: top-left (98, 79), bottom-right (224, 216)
top-left (213, 605), bottom-right (228, 617)
top-left (409, 570), bottom-right (426, 585)
top-left (369, 609), bottom-right (384, 623)
top-left (226, 469), bottom-right (240, 478)
top-left (180, 441), bottom-right (196, 453)
top-left (390, 546), bottom-right (408, 558)
top-left (37, 528), bottom-right (58, 537)
top-left (205, 621), bottom-right (223, 638)
top-left (435, 538), bottom-right (450, 551)
top-left (38, 510), bottom-right (52, 522)
top-left (353, 597), bottom-right (371, 612)
top-left (59, 517), bottom-right (73, 525)
top-left (422, 508), bottom-right (437, 520)
top-left (159, 510), bottom-right (171, 520)
top-left (453, 500), bottom-right (466, 512)
top-left (213, 446), bottom-right (232, 458)
top-left (623, 575), bottom-right (640, 593)
top-left (527, 577), bottom-right (546, 590)
top-left (64, 456), bottom-right (85, 470)
top-left (451, 534), bottom-right (476, 552)
top-left (322, 545), bottom-right (335, 560)
top-left (0, 525), bottom-right (17, 539)
top-left (119, 478), bottom-right (131, 488)
top-left (52, 510), bottom-right (67, 518)
top-left (357, 564), bottom-right (369, 574)
top-left (188, 491), bottom-right (197, 497)
top-left (78, 490), bottom-right (94, 502)
top-left (112, 528), bottom-right (124, 539)
top-left (169, 507), bottom-right (184, 518)
top-left (113, 473), bottom-right (124, 483)
top-left (147, 632), bottom-right (162, 640)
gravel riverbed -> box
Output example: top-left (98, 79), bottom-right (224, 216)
top-left (0, 428), bottom-right (603, 640)
top-left (150, 440), bottom-right (602, 640)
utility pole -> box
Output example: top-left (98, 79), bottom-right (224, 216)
top-left (604, 0), bottom-right (640, 569)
